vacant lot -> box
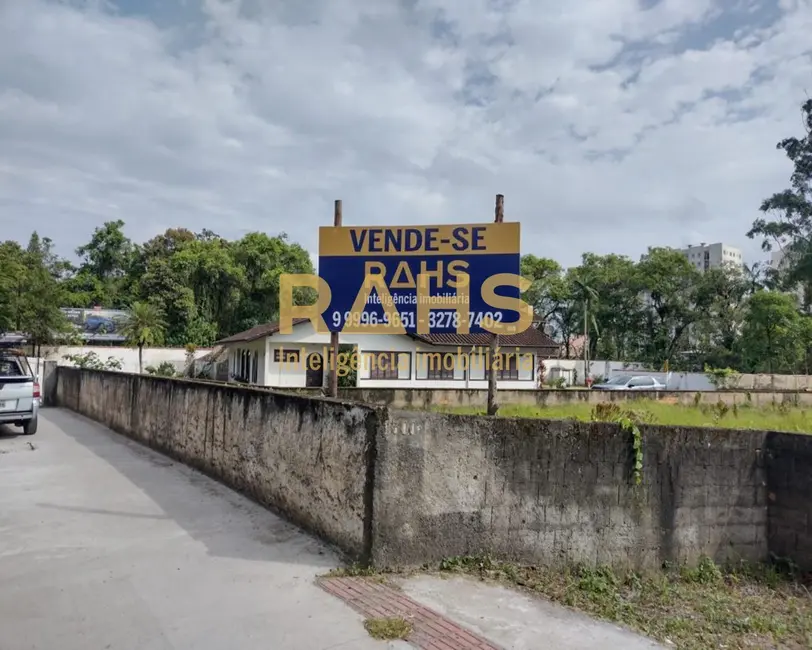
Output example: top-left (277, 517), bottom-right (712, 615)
top-left (433, 399), bottom-right (812, 433)
top-left (436, 556), bottom-right (812, 650)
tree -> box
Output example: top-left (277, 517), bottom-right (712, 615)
top-left (121, 302), bottom-right (167, 374)
top-left (547, 280), bottom-right (580, 358)
top-left (74, 220), bottom-right (134, 307)
top-left (636, 248), bottom-right (705, 368)
top-left (571, 253), bottom-right (642, 360)
top-left (231, 232), bottom-right (314, 332)
top-left (739, 291), bottom-right (804, 374)
top-left (520, 255), bottom-right (564, 322)
top-left (0, 241), bottom-right (27, 333)
top-left (571, 277), bottom-right (598, 383)
top-left (692, 265), bottom-right (750, 369)
top-left (0, 235), bottom-right (71, 353)
top-left (747, 99), bottom-right (812, 306)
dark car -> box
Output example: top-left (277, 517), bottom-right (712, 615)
top-left (84, 314), bottom-right (117, 333)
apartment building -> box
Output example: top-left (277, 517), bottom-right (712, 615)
top-left (679, 242), bottom-right (743, 272)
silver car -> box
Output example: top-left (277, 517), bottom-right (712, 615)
top-left (0, 352), bottom-right (39, 435)
top-left (591, 375), bottom-right (666, 391)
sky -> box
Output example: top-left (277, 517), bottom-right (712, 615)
top-left (0, 0), bottom-right (810, 269)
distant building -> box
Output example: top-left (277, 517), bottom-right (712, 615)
top-left (768, 248), bottom-right (806, 307)
top-left (770, 248), bottom-right (789, 272)
top-left (679, 242), bottom-right (743, 272)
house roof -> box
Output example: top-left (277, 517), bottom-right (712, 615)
top-left (409, 328), bottom-right (559, 351)
top-left (216, 318), bottom-right (311, 344)
top-left (217, 318), bottom-right (559, 353)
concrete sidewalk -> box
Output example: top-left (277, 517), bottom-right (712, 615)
top-left (396, 575), bottom-right (663, 650)
top-left (0, 410), bottom-right (390, 650)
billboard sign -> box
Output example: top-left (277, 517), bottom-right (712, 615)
top-left (317, 223), bottom-right (522, 334)
top-left (60, 307), bottom-right (129, 341)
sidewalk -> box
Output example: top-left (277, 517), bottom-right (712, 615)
top-left (320, 573), bottom-right (663, 650)
top-left (399, 574), bottom-right (663, 650)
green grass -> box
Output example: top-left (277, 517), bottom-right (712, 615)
top-left (437, 555), bottom-right (812, 650)
top-left (433, 399), bottom-right (812, 433)
top-left (363, 616), bottom-right (413, 640)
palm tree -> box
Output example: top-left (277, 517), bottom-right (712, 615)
top-left (121, 302), bottom-right (167, 374)
top-left (572, 279), bottom-right (599, 385)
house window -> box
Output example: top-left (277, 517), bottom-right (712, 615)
top-left (497, 354), bottom-right (519, 381)
top-left (418, 352), bottom-right (455, 380)
top-left (274, 348), bottom-right (300, 363)
top-left (367, 351), bottom-right (400, 380)
top-left (251, 351), bottom-right (258, 383)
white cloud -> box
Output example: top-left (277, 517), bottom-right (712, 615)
top-left (0, 0), bottom-right (810, 267)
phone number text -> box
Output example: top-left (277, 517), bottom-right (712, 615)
top-left (331, 310), bottom-right (504, 329)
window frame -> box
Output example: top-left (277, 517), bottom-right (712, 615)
top-left (496, 354), bottom-right (519, 381)
top-left (366, 351), bottom-right (409, 380)
top-left (418, 352), bottom-right (456, 381)
top-left (274, 348), bottom-right (301, 364)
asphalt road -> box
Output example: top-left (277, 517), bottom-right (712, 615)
top-left (0, 409), bottom-right (390, 650)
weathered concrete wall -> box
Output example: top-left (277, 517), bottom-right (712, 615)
top-left (320, 387), bottom-right (812, 409)
top-left (56, 367), bottom-right (380, 561)
top-left (372, 411), bottom-right (770, 570)
top-left (766, 432), bottom-right (812, 571)
top-left (56, 368), bottom-right (812, 573)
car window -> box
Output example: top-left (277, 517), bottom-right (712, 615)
top-left (629, 377), bottom-right (654, 387)
top-left (606, 375), bottom-right (631, 385)
top-left (0, 358), bottom-right (23, 376)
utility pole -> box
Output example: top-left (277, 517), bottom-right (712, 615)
top-left (329, 199), bottom-right (342, 398)
top-left (487, 194), bottom-right (503, 416)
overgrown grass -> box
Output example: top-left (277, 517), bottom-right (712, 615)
top-left (433, 399), bottom-right (812, 433)
top-left (363, 616), bottom-right (413, 640)
top-left (437, 555), bottom-right (812, 650)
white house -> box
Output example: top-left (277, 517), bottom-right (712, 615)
top-left (217, 319), bottom-right (560, 390)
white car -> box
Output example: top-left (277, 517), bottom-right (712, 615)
top-left (0, 352), bottom-right (40, 435)
top-left (591, 375), bottom-right (666, 391)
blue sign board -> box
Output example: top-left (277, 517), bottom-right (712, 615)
top-left (318, 223), bottom-right (521, 334)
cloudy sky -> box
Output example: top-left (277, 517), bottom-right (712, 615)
top-left (1, 0), bottom-right (810, 268)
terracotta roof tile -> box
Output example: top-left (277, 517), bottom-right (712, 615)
top-left (409, 327), bottom-right (559, 352)
top-left (218, 319), bottom-right (560, 355)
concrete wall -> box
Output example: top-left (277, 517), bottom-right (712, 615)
top-left (46, 345), bottom-right (213, 375)
top-left (372, 411), bottom-right (770, 570)
top-left (320, 387), bottom-right (812, 409)
top-left (766, 432), bottom-right (812, 570)
top-left (55, 368), bottom-right (812, 573)
top-left (56, 368), bottom-right (380, 561)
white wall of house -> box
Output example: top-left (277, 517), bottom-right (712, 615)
top-left (224, 321), bottom-right (540, 390)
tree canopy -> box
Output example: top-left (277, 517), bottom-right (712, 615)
top-left (1, 223), bottom-right (314, 348)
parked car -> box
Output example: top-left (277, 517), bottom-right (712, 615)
top-left (0, 352), bottom-right (39, 435)
top-left (84, 314), bottom-right (117, 333)
top-left (591, 375), bottom-right (665, 391)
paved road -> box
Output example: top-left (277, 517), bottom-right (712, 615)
top-left (0, 409), bottom-right (390, 650)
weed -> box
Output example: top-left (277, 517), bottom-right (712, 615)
top-left (435, 399), bottom-right (812, 434)
top-left (364, 616), bottom-right (412, 640)
top-left (323, 563), bottom-right (390, 583)
top-left (591, 404), bottom-right (645, 485)
top-left (433, 554), bottom-right (812, 650)
top-left (681, 556), bottom-right (723, 584)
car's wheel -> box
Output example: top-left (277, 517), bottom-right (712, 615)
top-left (22, 417), bottom-right (38, 435)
